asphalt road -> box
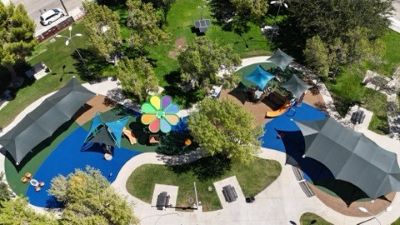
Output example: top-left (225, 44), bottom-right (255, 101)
top-left (11, 0), bottom-right (83, 35)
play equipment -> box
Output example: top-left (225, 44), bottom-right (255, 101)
top-left (141, 95), bottom-right (180, 133)
top-left (122, 127), bottom-right (137, 145)
top-left (265, 103), bottom-right (290, 118)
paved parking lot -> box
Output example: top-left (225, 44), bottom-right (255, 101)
top-left (10, 0), bottom-right (84, 36)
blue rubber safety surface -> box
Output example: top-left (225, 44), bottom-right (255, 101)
top-left (26, 127), bottom-right (141, 208)
top-left (260, 103), bottom-right (331, 182)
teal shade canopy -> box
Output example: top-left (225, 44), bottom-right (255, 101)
top-left (84, 113), bottom-right (129, 148)
top-left (244, 65), bottom-right (274, 90)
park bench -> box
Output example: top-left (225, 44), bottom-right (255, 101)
top-left (222, 185), bottom-right (238, 203)
top-left (156, 192), bottom-right (170, 210)
top-left (25, 62), bottom-right (49, 80)
top-left (299, 180), bottom-right (315, 197)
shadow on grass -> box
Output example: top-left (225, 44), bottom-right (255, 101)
top-left (156, 131), bottom-right (198, 155)
top-left (168, 154), bottom-right (231, 181)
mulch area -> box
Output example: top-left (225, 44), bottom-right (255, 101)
top-left (219, 88), bottom-right (326, 126)
top-left (75, 95), bottom-right (115, 126)
top-left (309, 184), bottom-right (395, 217)
top-left (168, 37), bottom-right (187, 59)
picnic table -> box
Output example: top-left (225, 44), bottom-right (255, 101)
top-left (156, 192), bottom-right (170, 210)
top-left (194, 19), bottom-right (211, 33)
top-left (222, 185), bottom-right (238, 203)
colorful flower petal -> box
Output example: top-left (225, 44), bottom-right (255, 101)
top-left (160, 118), bottom-right (172, 133)
top-left (150, 96), bottom-right (161, 110)
top-left (141, 103), bottom-right (157, 114)
top-left (164, 114), bottom-right (180, 126)
top-left (141, 114), bottom-right (157, 125)
top-left (149, 118), bottom-right (160, 133)
top-left (164, 103), bottom-right (180, 114)
top-left (161, 95), bottom-right (172, 109)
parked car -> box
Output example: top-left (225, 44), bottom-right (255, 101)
top-left (40, 8), bottom-right (65, 26)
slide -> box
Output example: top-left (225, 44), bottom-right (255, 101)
top-left (265, 104), bottom-right (290, 118)
top-left (123, 127), bottom-right (137, 145)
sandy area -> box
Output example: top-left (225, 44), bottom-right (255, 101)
top-left (168, 37), bottom-right (187, 59)
top-left (310, 184), bottom-right (395, 217)
top-left (75, 95), bottom-right (115, 125)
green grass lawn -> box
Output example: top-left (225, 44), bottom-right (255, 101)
top-left (300, 212), bottom-right (333, 225)
top-left (140, 0), bottom-right (272, 84)
top-left (373, 30), bottom-right (400, 76)
top-left (0, 23), bottom-right (88, 128)
top-left (126, 157), bottom-right (281, 211)
top-left (363, 89), bottom-right (389, 134)
top-left (393, 217), bottom-right (400, 225)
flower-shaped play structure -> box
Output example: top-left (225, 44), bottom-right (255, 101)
top-left (141, 95), bottom-right (180, 133)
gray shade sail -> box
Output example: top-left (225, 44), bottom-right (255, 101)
top-left (267, 49), bottom-right (294, 70)
top-left (295, 118), bottom-right (400, 198)
top-left (0, 78), bottom-right (95, 164)
top-left (282, 75), bottom-right (311, 98)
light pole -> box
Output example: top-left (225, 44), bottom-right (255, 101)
top-left (270, 0), bottom-right (288, 17)
top-left (59, 0), bottom-right (69, 16)
top-left (55, 26), bottom-right (86, 70)
top-left (358, 206), bottom-right (392, 225)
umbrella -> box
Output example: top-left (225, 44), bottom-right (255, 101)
top-left (267, 48), bottom-right (294, 70)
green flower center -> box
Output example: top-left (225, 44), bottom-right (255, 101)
top-left (156, 111), bottom-right (165, 119)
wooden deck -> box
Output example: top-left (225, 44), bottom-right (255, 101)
top-left (75, 95), bottom-right (115, 126)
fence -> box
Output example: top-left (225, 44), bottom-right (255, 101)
top-left (36, 17), bottom-right (75, 42)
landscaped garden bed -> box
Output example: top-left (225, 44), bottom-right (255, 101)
top-left (126, 156), bottom-right (281, 211)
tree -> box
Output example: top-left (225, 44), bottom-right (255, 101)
top-left (210, 0), bottom-right (268, 33)
top-left (116, 57), bottom-right (158, 102)
top-left (0, 197), bottom-right (57, 225)
top-left (0, 172), bottom-right (12, 202)
top-left (178, 37), bottom-right (241, 91)
top-left (143, 0), bottom-right (175, 24)
top-left (286, 0), bottom-right (392, 42)
top-left (0, 2), bottom-right (36, 82)
top-left (126, 0), bottom-right (168, 47)
top-left (304, 36), bottom-right (330, 79)
top-left (82, 2), bottom-right (122, 62)
top-left (285, 0), bottom-right (392, 76)
top-left (49, 167), bottom-right (138, 225)
top-left (188, 98), bottom-right (262, 164)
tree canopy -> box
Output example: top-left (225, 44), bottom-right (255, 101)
top-left (188, 98), bottom-right (262, 164)
top-left (0, 197), bottom-right (57, 225)
top-left (284, 0), bottom-right (392, 77)
top-left (210, 0), bottom-right (268, 33)
top-left (116, 57), bottom-right (159, 102)
top-left (0, 2), bottom-right (36, 80)
top-left (178, 36), bottom-right (241, 91)
top-left (126, 0), bottom-right (168, 46)
top-left (82, 2), bottom-right (122, 61)
top-left (49, 167), bottom-right (138, 225)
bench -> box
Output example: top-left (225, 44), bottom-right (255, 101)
top-left (351, 110), bottom-right (365, 124)
top-left (25, 62), bottom-right (49, 80)
top-left (292, 166), bottom-right (304, 181)
top-left (222, 185), bottom-right (238, 202)
top-left (299, 180), bottom-right (315, 197)
top-left (156, 192), bottom-right (170, 210)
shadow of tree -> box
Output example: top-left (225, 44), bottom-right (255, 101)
top-left (156, 131), bottom-right (198, 155)
top-left (168, 154), bottom-right (231, 181)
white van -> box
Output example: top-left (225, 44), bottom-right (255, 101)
top-left (40, 8), bottom-right (65, 26)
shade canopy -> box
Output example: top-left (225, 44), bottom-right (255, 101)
top-left (282, 75), bottom-right (311, 98)
top-left (0, 78), bottom-right (95, 165)
top-left (267, 49), bottom-right (294, 70)
top-left (295, 117), bottom-right (400, 199)
top-left (244, 65), bottom-right (275, 90)
top-left (84, 114), bottom-right (129, 148)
